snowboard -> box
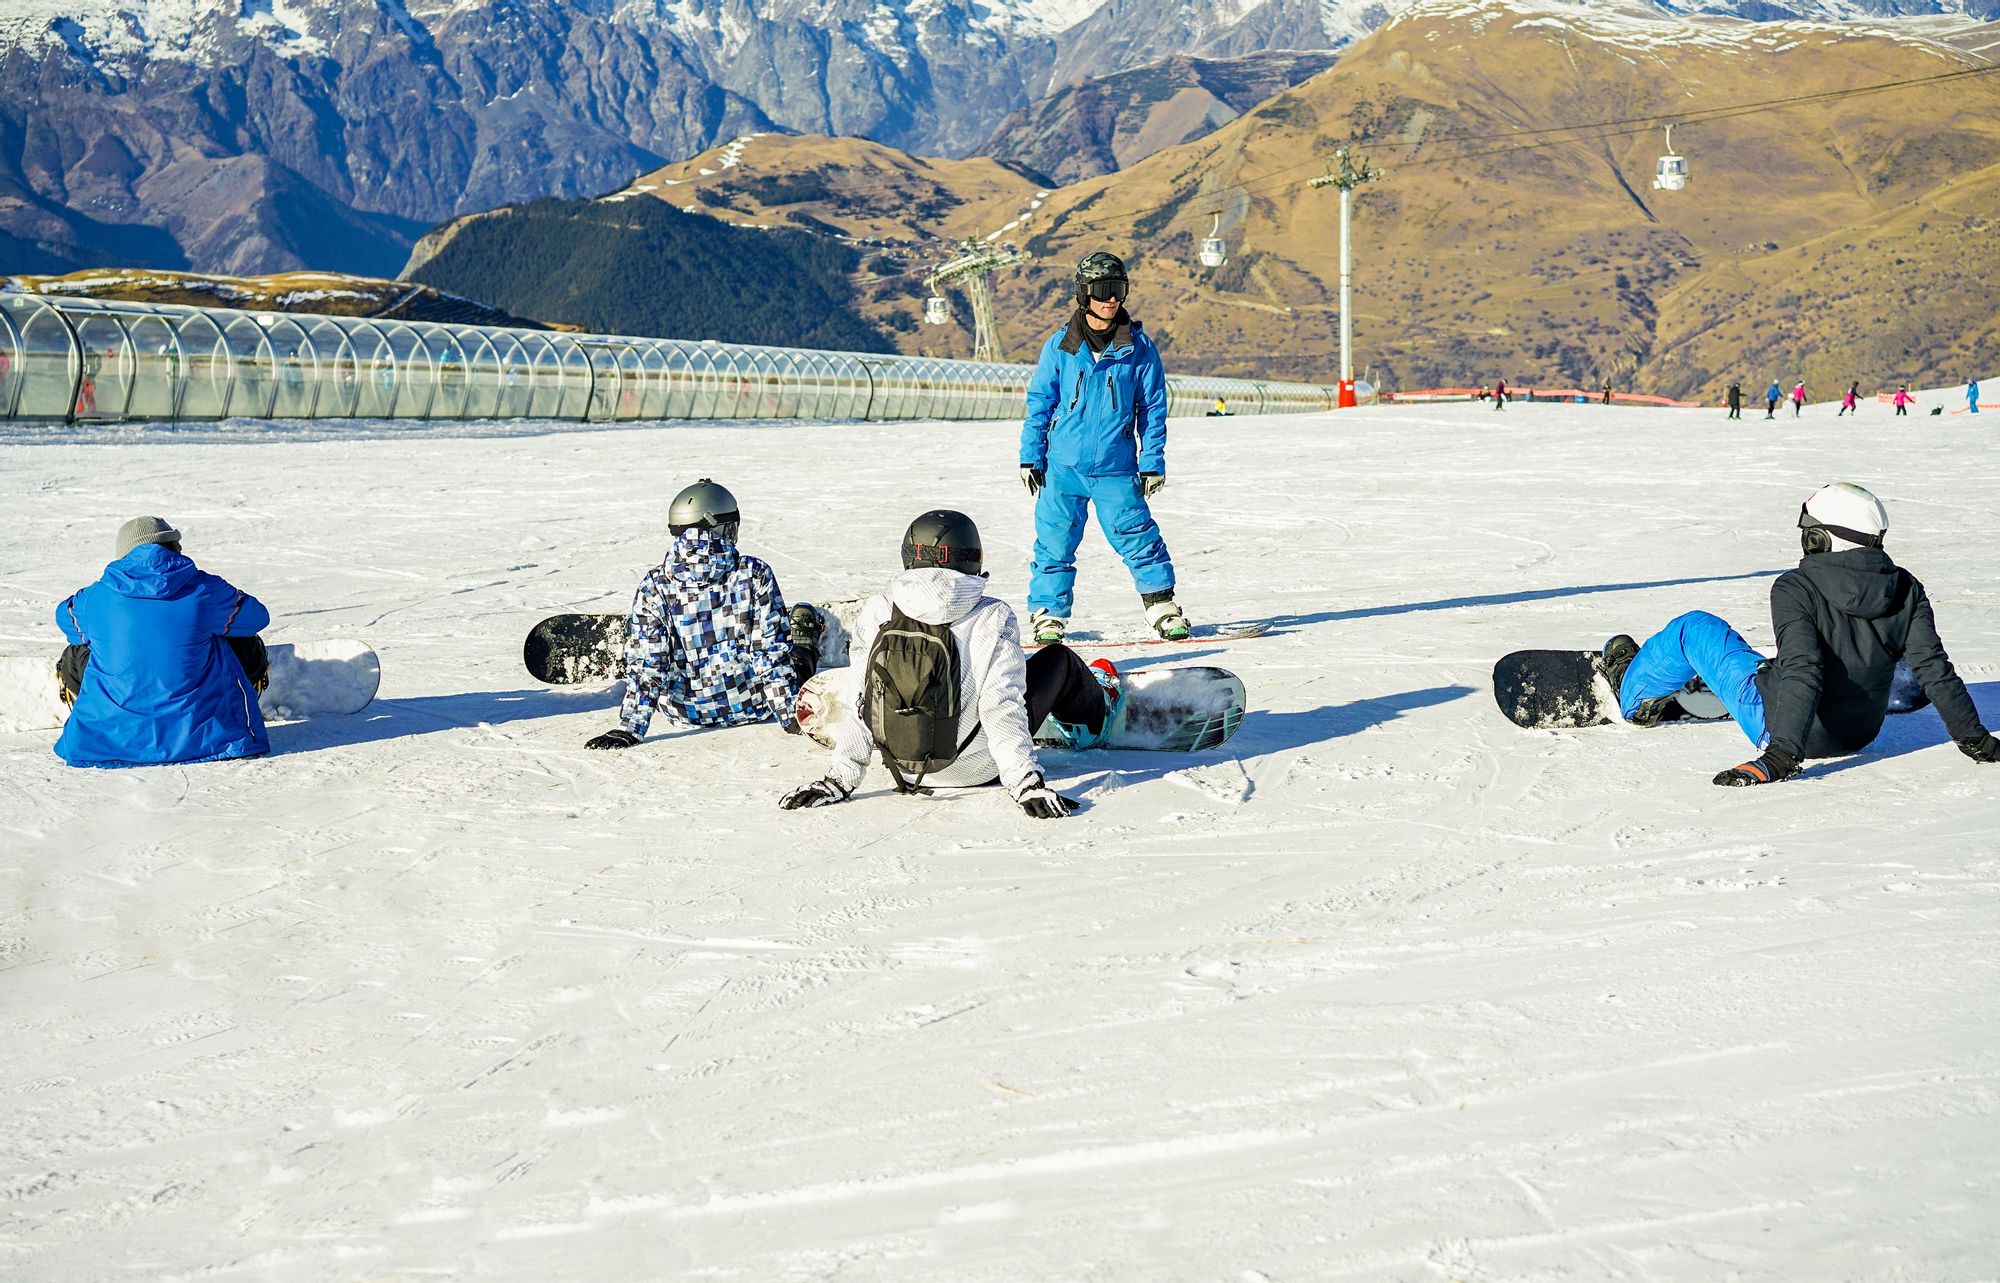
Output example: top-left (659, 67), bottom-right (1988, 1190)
top-left (1493, 649), bottom-right (1928, 730)
top-left (1025, 621), bottom-right (1272, 649)
top-left (0, 640), bottom-right (380, 734)
top-left (523, 603), bottom-right (858, 685)
top-left (795, 664), bottom-right (1247, 753)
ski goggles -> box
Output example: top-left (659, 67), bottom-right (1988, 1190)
top-left (1797, 504), bottom-right (1882, 549)
top-left (1080, 280), bottom-right (1128, 302)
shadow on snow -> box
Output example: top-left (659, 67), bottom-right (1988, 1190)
top-left (1261, 569), bottom-right (1781, 634)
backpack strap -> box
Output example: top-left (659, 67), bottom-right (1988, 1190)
top-left (880, 720), bottom-right (979, 796)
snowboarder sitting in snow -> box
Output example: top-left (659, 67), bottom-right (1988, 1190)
top-left (1019, 250), bottom-right (1188, 644)
top-left (55, 516), bottom-right (271, 768)
top-left (1598, 482), bottom-right (1997, 786)
top-left (777, 510), bottom-right (1114, 819)
top-left (583, 479), bottom-right (819, 750)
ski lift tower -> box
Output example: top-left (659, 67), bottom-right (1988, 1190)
top-left (1310, 146), bottom-right (1379, 407)
top-left (926, 240), bottom-right (1027, 362)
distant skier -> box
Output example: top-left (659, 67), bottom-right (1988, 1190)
top-left (1765, 380), bottom-right (1781, 419)
top-left (1493, 378), bottom-right (1508, 410)
top-left (777, 510), bottom-right (1105, 818)
top-left (54, 516), bottom-right (271, 768)
top-left (1019, 250), bottom-right (1187, 643)
top-left (1602, 382), bottom-right (1614, 406)
top-left (1790, 380), bottom-right (1807, 416)
top-left (1597, 482), bottom-right (1997, 786)
top-left (1837, 382), bottom-right (1859, 417)
top-left (1726, 382), bottom-right (1742, 420)
top-left (581, 479), bottom-right (818, 751)
top-left (1892, 385), bottom-right (1914, 416)
top-left (1969, 379), bottom-right (1981, 415)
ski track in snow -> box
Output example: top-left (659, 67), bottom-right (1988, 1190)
top-left (2, 401), bottom-right (1997, 1279)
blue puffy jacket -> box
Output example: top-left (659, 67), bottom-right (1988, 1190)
top-left (55, 543), bottom-right (271, 767)
top-left (1019, 312), bottom-right (1169, 478)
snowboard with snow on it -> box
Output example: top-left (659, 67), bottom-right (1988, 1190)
top-left (524, 602), bottom-right (857, 685)
top-left (0, 640), bottom-right (380, 734)
top-left (1493, 648), bottom-right (1928, 730)
top-left (794, 664), bottom-right (1246, 753)
top-left (1027, 621), bottom-right (1271, 650)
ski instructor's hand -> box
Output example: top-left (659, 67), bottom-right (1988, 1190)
top-left (1712, 745), bottom-right (1799, 786)
top-left (585, 729), bottom-right (641, 750)
top-left (1020, 465), bottom-right (1044, 497)
top-left (780, 777), bottom-right (851, 809)
top-left (1140, 472), bottom-right (1166, 497)
top-left (1958, 732), bottom-right (2000, 763)
top-left (1017, 776), bottom-right (1078, 819)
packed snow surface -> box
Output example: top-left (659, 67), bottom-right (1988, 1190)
top-left (3, 401), bottom-right (1997, 1279)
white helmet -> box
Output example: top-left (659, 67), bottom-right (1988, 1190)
top-left (1799, 482), bottom-right (1887, 554)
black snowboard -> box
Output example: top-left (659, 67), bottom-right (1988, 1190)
top-left (1494, 648), bottom-right (1929, 730)
top-left (525, 614), bottom-right (628, 685)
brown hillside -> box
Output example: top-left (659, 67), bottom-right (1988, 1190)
top-left (5, 269), bottom-right (541, 329)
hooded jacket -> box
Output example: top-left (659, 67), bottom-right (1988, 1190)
top-left (824, 568), bottom-right (1042, 796)
top-left (618, 528), bottom-right (797, 736)
top-left (1019, 309), bottom-right (1169, 478)
top-left (1759, 548), bottom-right (1986, 760)
top-left (55, 543), bottom-right (271, 767)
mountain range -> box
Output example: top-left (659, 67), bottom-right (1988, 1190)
top-left (3, 0), bottom-right (1996, 276)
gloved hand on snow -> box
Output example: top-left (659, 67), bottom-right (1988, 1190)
top-left (585, 729), bottom-right (641, 750)
top-left (780, 777), bottom-right (851, 809)
top-left (1020, 465), bottom-right (1044, 497)
top-left (1957, 732), bottom-right (2000, 763)
top-left (1140, 472), bottom-right (1166, 497)
top-left (1016, 775), bottom-right (1078, 819)
top-left (1712, 744), bottom-right (1799, 786)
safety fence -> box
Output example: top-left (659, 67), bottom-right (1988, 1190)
top-left (1382, 386), bottom-right (1700, 408)
top-left (0, 293), bottom-right (1347, 425)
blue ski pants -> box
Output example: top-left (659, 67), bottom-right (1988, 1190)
top-left (1028, 467), bottom-right (1174, 617)
top-left (1622, 610), bottom-right (1768, 748)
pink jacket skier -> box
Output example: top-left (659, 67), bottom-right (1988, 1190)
top-left (1789, 381), bottom-right (1806, 416)
top-left (1892, 386), bottom-right (1915, 416)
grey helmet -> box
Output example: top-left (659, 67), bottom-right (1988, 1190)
top-left (1073, 250), bottom-right (1128, 304)
top-left (901, 509), bottom-right (982, 575)
top-left (669, 478), bottom-right (741, 542)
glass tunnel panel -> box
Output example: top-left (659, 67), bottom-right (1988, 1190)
top-left (525, 337), bottom-right (564, 418)
top-left (172, 313), bottom-right (229, 419)
top-left (307, 319), bottom-right (356, 416)
top-left (458, 331), bottom-right (502, 418)
top-left (219, 315), bottom-right (276, 418)
top-left (557, 344), bottom-right (593, 419)
top-left (348, 323), bottom-right (397, 418)
top-left (771, 352), bottom-right (803, 418)
top-left (495, 337), bottom-right (531, 418)
top-left (0, 307), bottom-right (23, 418)
top-left (615, 346), bottom-right (645, 420)
top-left (583, 344), bottom-right (621, 421)
top-left (11, 302), bottom-right (79, 420)
top-left (661, 345), bottom-right (696, 419)
top-left (72, 314), bottom-right (134, 420)
top-left (426, 329), bottom-right (470, 419)
top-left (265, 317), bottom-right (315, 418)
top-left (384, 325), bottom-right (434, 418)
top-left (638, 345), bottom-right (669, 419)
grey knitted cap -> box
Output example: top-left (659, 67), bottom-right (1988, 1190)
top-left (115, 516), bottom-right (181, 559)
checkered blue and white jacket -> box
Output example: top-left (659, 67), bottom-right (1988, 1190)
top-left (618, 529), bottom-right (797, 737)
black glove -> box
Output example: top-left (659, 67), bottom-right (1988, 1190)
top-left (585, 728), bottom-right (641, 750)
top-left (780, 777), bottom-right (850, 809)
top-left (1017, 776), bottom-right (1078, 819)
top-left (1958, 732), bottom-right (2000, 763)
top-left (1020, 465), bottom-right (1044, 497)
top-left (1140, 472), bottom-right (1165, 497)
top-left (1712, 744), bottom-right (1799, 787)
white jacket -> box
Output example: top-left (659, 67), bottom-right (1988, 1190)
top-left (825, 568), bottom-right (1044, 796)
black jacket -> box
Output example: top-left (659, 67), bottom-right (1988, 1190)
top-left (1758, 548), bottom-right (1985, 760)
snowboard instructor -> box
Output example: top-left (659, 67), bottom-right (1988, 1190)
top-left (582, 479), bottom-right (818, 750)
top-left (1598, 482), bottom-right (1997, 786)
top-left (54, 516), bottom-right (271, 768)
top-left (1019, 251), bottom-right (1187, 645)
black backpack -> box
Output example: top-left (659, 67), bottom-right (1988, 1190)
top-left (864, 604), bottom-right (975, 792)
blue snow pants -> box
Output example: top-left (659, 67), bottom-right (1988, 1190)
top-left (1622, 610), bottom-right (1768, 748)
top-left (1028, 467), bottom-right (1175, 617)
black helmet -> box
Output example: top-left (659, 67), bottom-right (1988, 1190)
top-left (1073, 250), bottom-right (1128, 304)
top-left (901, 510), bottom-right (982, 575)
top-left (669, 478), bottom-right (740, 542)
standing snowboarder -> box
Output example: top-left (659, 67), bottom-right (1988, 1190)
top-left (1493, 378), bottom-right (1508, 410)
top-left (54, 516), bottom-right (271, 767)
top-left (581, 479), bottom-right (818, 750)
top-left (1969, 379), bottom-right (1981, 415)
top-left (1019, 251), bottom-right (1186, 643)
top-left (1838, 382), bottom-right (1859, 417)
top-left (1765, 380), bottom-right (1781, 419)
top-left (778, 510), bottom-right (1104, 818)
top-left (1790, 380), bottom-right (1807, 417)
top-left (1597, 482), bottom-right (1997, 786)
top-left (1726, 382), bottom-right (1743, 420)
top-left (1892, 385), bottom-right (1915, 416)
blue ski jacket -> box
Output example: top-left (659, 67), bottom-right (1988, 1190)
top-left (1020, 311), bottom-right (1169, 478)
top-left (55, 543), bottom-right (271, 767)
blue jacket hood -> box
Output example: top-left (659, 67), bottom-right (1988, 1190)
top-left (102, 542), bottom-right (202, 600)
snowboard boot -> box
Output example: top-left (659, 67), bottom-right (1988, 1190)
top-left (1040, 657), bottom-right (1123, 750)
top-left (1598, 633), bottom-right (1675, 727)
top-left (788, 603), bottom-right (825, 681)
top-left (1143, 592), bottom-right (1191, 641)
top-left (1029, 609), bottom-right (1067, 646)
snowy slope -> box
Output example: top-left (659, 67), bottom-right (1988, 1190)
top-left (3, 398), bottom-right (1997, 1278)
